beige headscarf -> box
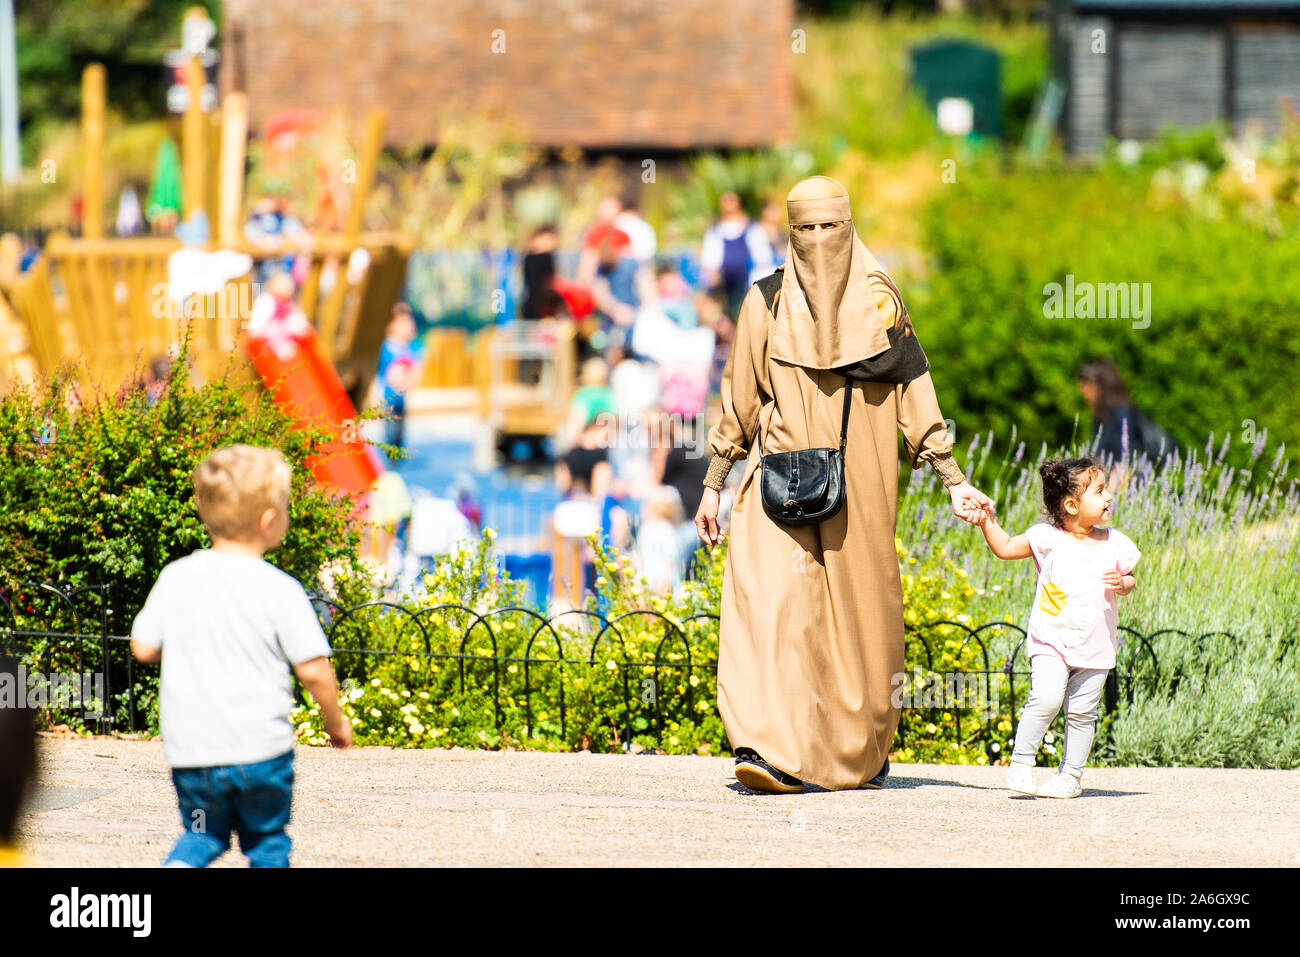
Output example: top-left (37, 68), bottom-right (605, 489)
top-left (770, 175), bottom-right (894, 371)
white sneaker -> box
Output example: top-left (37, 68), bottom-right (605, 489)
top-left (1005, 763), bottom-right (1037, 795)
top-left (1037, 771), bottom-right (1082, 799)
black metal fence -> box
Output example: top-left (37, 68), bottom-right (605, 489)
top-left (1, 581), bottom-right (1195, 759)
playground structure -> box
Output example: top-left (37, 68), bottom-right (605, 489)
top-left (0, 51), bottom-right (411, 449)
top-left (0, 11), bottom-right (592, 601)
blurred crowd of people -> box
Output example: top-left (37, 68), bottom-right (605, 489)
top-left (521, 192), bottom-right (787, 594)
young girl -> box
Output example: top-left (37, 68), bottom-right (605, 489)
top-left (975, 457), bottom-right (1140, 798)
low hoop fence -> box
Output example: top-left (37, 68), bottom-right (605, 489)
top-left (0, 581), bottom-right (1205, 761)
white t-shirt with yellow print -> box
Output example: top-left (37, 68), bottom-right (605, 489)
top-left (1024, 523), bottom-right (1142, 670)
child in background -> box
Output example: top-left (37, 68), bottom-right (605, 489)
top-left (974, 456), bottom-right (1140, 798)
top-left (377, 303), bottom-right (425, 450)
top-left (564, 357), bottom-right (617, 449)
top-left (634, 486), bottom-right (688, 594)
top-left (131, 445), bottom-right (352, 867)
top-left (246, 270), bottom-right (311, 362)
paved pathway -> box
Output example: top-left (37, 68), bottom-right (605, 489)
top-left (22, 737), bottom-right (1300, 867)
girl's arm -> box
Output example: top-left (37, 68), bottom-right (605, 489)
top-left (976, 510), bottom-right (1032, 560)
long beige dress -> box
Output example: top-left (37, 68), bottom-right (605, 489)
top-left (708, 274), bottom-right (963, 790)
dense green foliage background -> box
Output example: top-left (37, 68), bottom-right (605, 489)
top-left (914, 161), bottom-right (1300, 463)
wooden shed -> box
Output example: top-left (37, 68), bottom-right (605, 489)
top-left (1051, 0), bottom-right (1300, 155)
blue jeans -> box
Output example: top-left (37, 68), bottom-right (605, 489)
top-left (165, 750), bottom-right (295, 868)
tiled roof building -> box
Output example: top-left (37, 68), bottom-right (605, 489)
top-left (219, 0), bottom-right (796, 149)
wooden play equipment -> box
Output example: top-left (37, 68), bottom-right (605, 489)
top-left (477, 319), bottom-right (576, 436)
top-left (0, 40), bottom-right (411, 416)
top-left (409, 319), bottom-right (576, 471)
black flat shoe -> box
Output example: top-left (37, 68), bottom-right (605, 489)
top-left (733, 749), bottom-right (804, 794)
top-left (860, 756), bottom-right (889, 790)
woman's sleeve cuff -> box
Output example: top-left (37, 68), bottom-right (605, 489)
top-left (929, 452), bottom-right (966, 488)
top-left (703, 454), bottom-right (735, 491)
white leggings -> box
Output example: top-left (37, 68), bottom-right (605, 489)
top-left (1010, 654), bottom-right (1109, 778)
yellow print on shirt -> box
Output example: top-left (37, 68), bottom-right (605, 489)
top-left (1038, 581), bottom-right (1067, 616)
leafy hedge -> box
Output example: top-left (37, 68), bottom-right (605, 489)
top-left (0, 356), bottom-right (365, 608)
top-left (913, 160), bottom-right (1300, 467)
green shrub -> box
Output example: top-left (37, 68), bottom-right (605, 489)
top-left (915, 160), bottom-right (1300, 467)
top-left (0, 354), bottom-right (368, 730)
top-left (0, 358), bottom-right (363, 597)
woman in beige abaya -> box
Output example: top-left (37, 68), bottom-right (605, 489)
top-left (695, 176), bottom-right (991, 793)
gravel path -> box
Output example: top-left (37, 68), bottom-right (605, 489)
top-left (21, 736), bottom-right (1300, 867)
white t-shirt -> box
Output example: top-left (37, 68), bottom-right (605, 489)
top-left (132, 549), bottom-right (332, 768)
top-left (1024, 523), bottom-right (1141, 670)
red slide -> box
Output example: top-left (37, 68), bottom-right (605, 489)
top-left (244, 325), bottom-right (383, 499)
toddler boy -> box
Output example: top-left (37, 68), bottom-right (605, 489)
top-left (131, 444), bottom-right (351, 867)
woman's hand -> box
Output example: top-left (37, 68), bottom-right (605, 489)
top-left (948, 481), bottom-right (992, 524)
top-left (695, 487), bottom-right (723, 545)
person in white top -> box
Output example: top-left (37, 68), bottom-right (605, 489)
top-left (131, 444), bottom-right (351, 867)
top-left (614, 202), bottom-right (657, 265)
top-left (974, 456), bottom-right (1140, 799)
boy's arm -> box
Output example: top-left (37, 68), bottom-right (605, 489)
top-left (294, 656), bottom-right (352, 749)
top-left (130, 571), bottom-right (169, 664)
top-left (130, 640), bottom-right (162, 664)
top-left (977, 511), bottom-right (1033, 560)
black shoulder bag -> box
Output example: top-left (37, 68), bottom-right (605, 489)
top-left (748, 275), bottom-right (854, 527)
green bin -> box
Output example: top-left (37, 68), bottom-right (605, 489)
top-left (909, 39), bottom-right (1002, 140)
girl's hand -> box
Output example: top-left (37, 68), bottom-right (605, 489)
top-left (1103, 561), bottom-right (1134, 595)
top-left (948, 482), bottom-right (992, 525)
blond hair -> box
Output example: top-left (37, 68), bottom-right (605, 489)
top-left (192, 445), bottom-right (292, 542)
top-left (643, 485), bottom-right (685, 524)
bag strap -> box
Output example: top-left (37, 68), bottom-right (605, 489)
top-left (750, 278), bottom-right (854, 457)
